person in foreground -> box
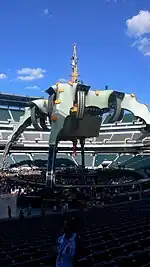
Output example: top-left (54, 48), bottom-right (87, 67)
top-left (56, 217), bottom-right (82, 267)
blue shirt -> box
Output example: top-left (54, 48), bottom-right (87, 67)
top-left (56, 233), bottom-right (76, 267)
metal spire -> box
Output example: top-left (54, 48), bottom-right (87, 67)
top-left (70, 43), bottom-right (79, 83)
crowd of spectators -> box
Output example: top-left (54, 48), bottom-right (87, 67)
top-left (0, 166), bottom-right (142, 188)
top-left (2, 169), bottom-right (46, 184)
top-left (0, 166), bottom-right (149, 211)
top-left (55, 167), bottom-right (142, 186)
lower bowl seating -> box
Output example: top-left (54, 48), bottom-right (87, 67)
top-left (1, 199), bottom-right (150, 266)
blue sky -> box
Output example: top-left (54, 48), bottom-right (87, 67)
top-left (0, 0), bottom-right (150, 106)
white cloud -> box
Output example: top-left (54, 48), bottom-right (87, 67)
top-left (0, 73), bottom-right (7, 79)
top-left (17, 68), bottom-right (46, 81)
top-left (44, 8), bottom-right (49, 15)
top-left (44, 8), bottom-right (52, 17)
top-left (132, 37), bottom-right (150, 56)
top-left (126, 10), bottom-right (150, 57)
top-left (25, 85), bottom-right (40, 90)
top-left (126, 10), bottom-right (150, 37)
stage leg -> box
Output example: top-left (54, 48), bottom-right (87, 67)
top-left (80, 139), bottom-right (85, 184)
top-left (80, 138), bottom-right (85, 168)
top-left (46, 144), bottom-right (57, 187)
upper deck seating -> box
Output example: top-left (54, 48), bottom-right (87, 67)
top-left (111, 133), bottom-right (132, 141)
top-left (56, 154), bottom-right (75, 167)
top-left (73, 154), bottom-right (93, 167)
top-left (1, 132), bottom-right (12, 140)
top-left (95, 154), bottom-right (117, 167)
top-left (1, 132), bottom-right (24, 141)
top-left (126, 156), bottom-right (150, 170)
top-left (10, 110), bottom-right (24, 122)
top-left (42, 133), bottom-right (49, 141)
top-left (96, 134), bottom-right (112, 142)
top-left (102, 115), bottom-right (112, 124)
top-left (0, 154), bottom-right (14, 168)
top-left (12, 154), bottom-right (30, 163)
top-left (119, 155), bottom-right (147, 168)
top-left (33, 153), bottom-right (76, 168)
top-left (32, 153), bottom-right (48, 161)
top-left (56, 153), bottom-right (73, 160)
top-left (4, 156), bottom-right (14, 167)
top-left (122, 113), bottom-right (134, 123)
top-left (0, 108), bottom-right (11, 121)
top-left (85, 154), bottom-right (93, 167)
top-left (73, 154), bottom-right (81, 165)
top-left (132, 132), bottom-right (143, 140)
top-left (110, 154), bottom-right (133, 167)
top-left (23, 133), bottom-right (40, 141)
top-left (102, 113), bottom-right (135, 124)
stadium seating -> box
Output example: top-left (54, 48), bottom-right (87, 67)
top-left (0, 108), bottom-right (25, 122)
top-left (96, 134), bottom-right (112, 142)
top-left (11, 110), bottom-right (24, 122)
top-left (0, 105), bottom-right (150, 171)
top-left (119, 155), bottom-right (148, 168)
top-left (12, 154), bottom-right (31, 163)
top-left (122, 113), bottom-right (134, 123)
top-left (109, 154), bottom-right (133, 167)
top-left (132, 132), bottom-right (143, 140)
top-left (1, 132), bottom-right (12, 141)
top-left (119, 155), bottom-right (150, 170)
top-left (32, 153), bottom-right (48, 161)
top-left (74, 154), bottom-right (93, 167)
top-left (102, 114), bottom-right (112, 124)
top-left (1, 151), bottom-right (150, 171)
top-left (42, 133), bottom-right (49, 141)
top-left (110, 133), bottom-right (132, 142)
top-left (0, 155), bottom-right (14, 168)
top-left (23, 133), bottom-right (41, 141)
top-left (1, 199), bottom-right (150, 266)
top-left (2, 152), bottom-right (150, 170)
top-left (0, 109), bottom-right (11, 121)
top-left (130, 156), bottom-right (150, 169)
top-left (95, 131), bottom-right (144, 144)
top-left (2, 153), bottom-right (94, 169)
top-left (95, 154), bottom-right (117, 167)
top-left (4, 157), bottom-right (14, 167)
top-left (102, 113), bottom-right (134, 124)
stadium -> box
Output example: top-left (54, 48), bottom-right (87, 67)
top-left (1, 43), bottom-right (150, 198)
top-left (1, 90), bottom-right (150, 267)
top-left (1, 91), bottom-right (150, 172)
top-left (2, 3), bottom-right (150, 267)
top-left (0, 36), bottom-right (150, 267)
top-left (1, 43), bottom-right (150, 190)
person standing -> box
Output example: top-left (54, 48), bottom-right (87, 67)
top-left (60, 203), bottom-right (67, 217)
top-left (8, 205), bottom-right (11, 219)
top-left (56, 217), bottom-right (82, 267)
top-left (27, 204), bottom-right (32, 216)
top-left (41, 205), bottom-right (45, 217)
top-left (19, 209), bottom-right (24, 220)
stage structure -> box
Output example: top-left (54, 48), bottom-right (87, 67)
top-left (2, 44), bottom-right (150, 187)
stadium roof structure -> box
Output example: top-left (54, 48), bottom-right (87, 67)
top-left (0, 92), bottom-right (43, 107)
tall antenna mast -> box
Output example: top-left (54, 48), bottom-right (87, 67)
top-left (70, 43), bottom-right (79, 83)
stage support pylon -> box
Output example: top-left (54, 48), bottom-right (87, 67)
top-left (46, 144), bottom-right (57, 187)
